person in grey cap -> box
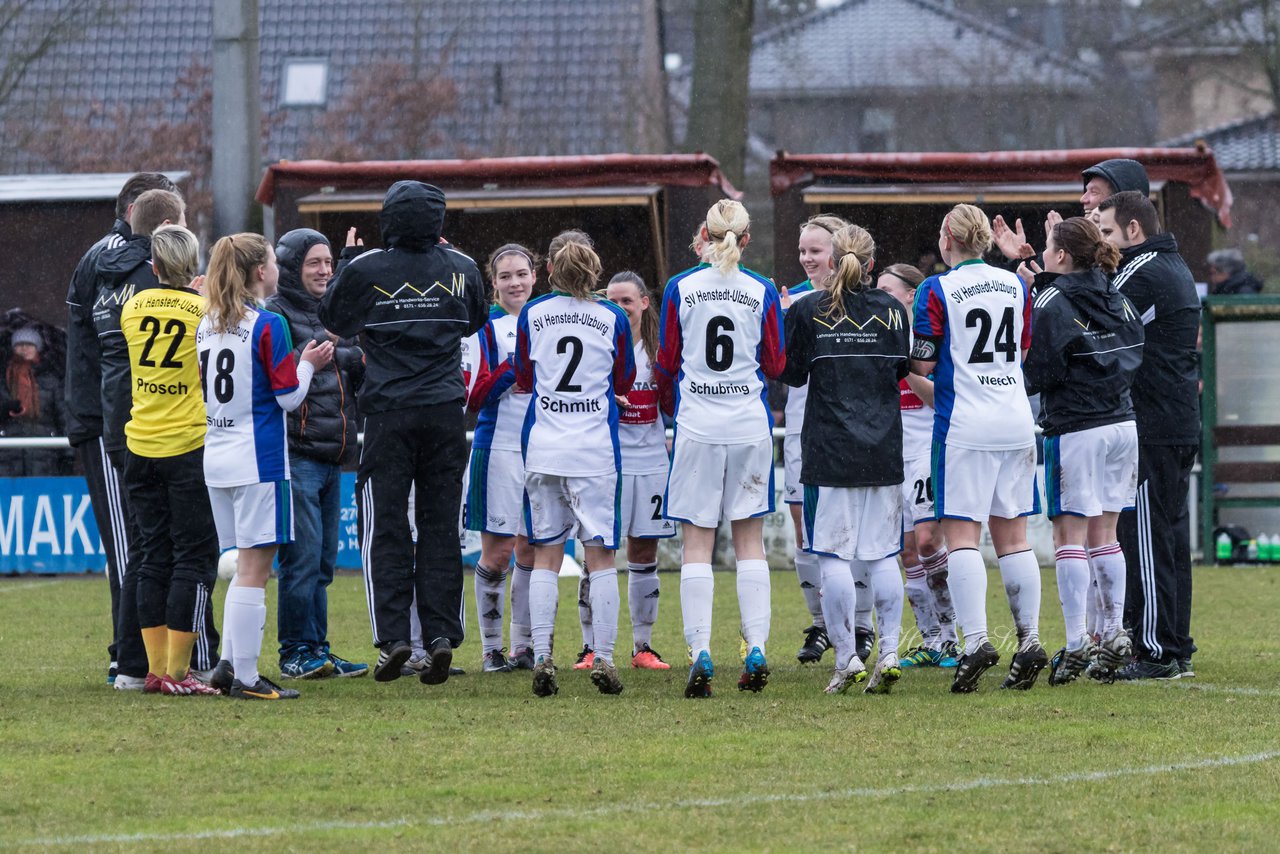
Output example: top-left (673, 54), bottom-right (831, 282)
top-left (1, 325), bottom-right (73, 477)
top-left (264, 228), bottom-right (369, 681)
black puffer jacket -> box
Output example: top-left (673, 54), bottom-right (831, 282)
top-left (93, 234), bottom-right (160, 452)
top-left (1024, 267), bottom-right (1145, 437)
top-left (264, 229), bottom-right (363, 465)
top-left (65, 218), bottom-right (129, 446)
top-left (319, 181), bottom-right (489, 415)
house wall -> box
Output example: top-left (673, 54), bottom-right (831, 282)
top-left (1150, 53), bottom-right (1274, 141)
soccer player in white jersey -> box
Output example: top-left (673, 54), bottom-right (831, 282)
top-left (514, 241), bottom-right (635, 697)
top-left (199, 233), bottom-right (333, 700)
top-left (1017, 217), bottom-right (1143, 685)
top-left (600, 271), bottom-right (676, 670)
top-left (911, 204), bottom-right (1045, 694)
top-left (656, 200), bottom-right (785, 699)
top-left (464, 243), bottom-right (538, 673)
top-left (782, 224), bottom-right (911, 695)
top-left (877, 263), bottom-right (960, 669)
top-left (781, 214), bottom-right (847, 665)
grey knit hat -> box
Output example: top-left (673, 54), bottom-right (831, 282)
top-left (11, 326), bottom-right (42, 352)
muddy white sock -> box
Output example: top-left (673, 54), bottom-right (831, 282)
top-left (679, 563), bottom-right (714, 659)
top-left (627, 562), bottom-right (659, 649)
top-left (529, 569), bottom-right (559, 660)
top-left (588, 567), bottom-right (619, 664)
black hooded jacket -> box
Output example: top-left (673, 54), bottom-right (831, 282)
top-left (264, 230), bottom-right (363, 465)
top-left (1111, 232), bottom-right (1201, 445)
top-left (319, 181), bottom-right (489, 414)
top-left (1024, 267), bottom-right (1145, 437)
top-left (93, 234), bottom-right (160, 452)
top-left (1214, 268), bottom-right (1263, 296)
top-left (65, 218), bottom-right (130, 446)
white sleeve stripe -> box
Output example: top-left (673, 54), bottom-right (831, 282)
top-left (1113, 252), bottom-right (1157, 290)
top-left (364, 318), bottom-right (469, 327)
top-left (1069, 343), bottom-right (1144, 356)
top-left (1033, 287), bottom-right (1060, 309)
top-left (1140, 305), bottom-right (1156, 325)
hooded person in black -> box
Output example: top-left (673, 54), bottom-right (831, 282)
top-left (1097, 191), bottom-right (1201, 680)
top-left (320, 181), bottom-right (489, 685)
top-left (264, 229), bottom-right (368, 679)
top-left (1021, 218), bottom-right (1145, 686)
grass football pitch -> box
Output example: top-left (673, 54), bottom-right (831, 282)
top-left (2, 566), bottom-right (1279, 852)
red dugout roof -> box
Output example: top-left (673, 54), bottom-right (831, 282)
top-left (257, 153), bottom-right (741, 206)
top-left (771, 146), bottom-right (1233, 227)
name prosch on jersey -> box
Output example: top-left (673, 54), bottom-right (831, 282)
top-left (136, 377), bottom-right (189, 395)
top-left (539, 395), bottom-right (603, 413)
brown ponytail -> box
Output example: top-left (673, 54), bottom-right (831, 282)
top-left (1051, 217), bottom-right (1121, 275)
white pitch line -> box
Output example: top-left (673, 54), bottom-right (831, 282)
top-left (16, 750), bottom-right (1280, 848)
top-left (0, 581), bottom-right (57, 594)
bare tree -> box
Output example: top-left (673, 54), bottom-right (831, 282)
top-left (0, 0), bottom-right (125, 111)
top-left (685, 0), bottom-right (754, 186)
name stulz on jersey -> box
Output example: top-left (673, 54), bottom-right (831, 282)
top-left (950, 279), bottom-right (1019, 303)
top-left (531, 311), bottom-right (612, 337)
top-left (683, 288), bottom-right (761, 312)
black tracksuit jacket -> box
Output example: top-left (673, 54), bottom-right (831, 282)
top-left (1023, 267), bottom-right (1145, 437)
top-left (93, 234), bottom-right (160, 453)
top-left (319, 181), bottom-right (488, 414)
top-left (65, 219), bottom-right (129, 446)
top-left (1110, 233), bottom-right (1201, 446)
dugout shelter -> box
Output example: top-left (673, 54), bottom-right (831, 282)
top-left (769, 147), bottom-right (1233, 285)
top-left (255, 154), bottom-right (741, 291)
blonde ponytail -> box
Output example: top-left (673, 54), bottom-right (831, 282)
top-left (823, 224), bottom-right (876, 323)
top-left (704, 199), bottom-right (750, 275)
top-left (549, 241), bottom-right (602, 300)
top-left (205, 233), bottom-right (269, 333)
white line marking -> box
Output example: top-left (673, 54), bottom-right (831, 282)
top-left (0, 581), bottom-right (58, 594)
top-left (17, 750), bottom-right (1280, 847)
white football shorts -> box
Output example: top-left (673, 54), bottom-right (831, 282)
top-left (933, 443), bottom-right (1039, 523)
top-left (209, 480), bottom-right (294, 549)
top-left (803, 483), bottom-right (903, 561)
top-left (523, 471), bottom-right (620, 548)
top-left (1044, 421), bottom-right (1138, 518)
top-left (664, 434), bottom-right (775, 527)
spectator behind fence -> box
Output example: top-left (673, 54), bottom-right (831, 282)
top-left (1206, 248), bottom-right (1263, 296)
top-left (264, 229), bottom-right (368, 681)
top-left (0, 326), bottom-right (73, 477)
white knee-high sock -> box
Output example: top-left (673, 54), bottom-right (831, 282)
top-left (921, 546), bottom-right (957, 644)
top-left (1088, 542), bottom-right (1127, 639)
top-left (474, 563), bottom-right (509, 654)
top-left (1084, 576), bottom-right (1102, 639)
top-left (220, 571), bottom-right (239, 664)
top-left (852, 558), bottom-right (874, 633)
top-left (576, 574), bottom-right (592, 650)
top-left (817, 554), bottom-right (857, 669)
top-left (225, 585), bottom-right (266, 686)
top-left (588, 568), bottom-right (619, 664)
top-left (736, 559), bottom-right (771, 654)
top-left (947, 548), bottom-right (989, 655)
top-left (680, 563), bottom-right (714, 659)
top-left (902, 563), bottom-right (939, 648)
top-left (510, 562), bottom-right (533, 652)
top-left (627, 562), bottom-right (659, 649)
top-left (1054, 545), bottom-right (1090, 649)
top-left (998, 549), bottom-right (1042, 649)
top-left (794, 550), bottom-right (824, 626)
top-left (866, 556), bottom-right (904, 662)
top-left (529, 569), bottom-right (560, 660)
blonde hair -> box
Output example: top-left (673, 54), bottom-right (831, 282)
top-left (150, 225), bottom-right (199, 288)
top-left (549, 241), bottom-right (602, 300)
top-left (704, 200), bottom-right (750, 275)
top-left (690, 221), bottom-right (707, 260)
top-left (547, 229), bottom-right (593, 270)
top-left (942, 204), bottom-right (993, 257)
top-left (823, 224), bottom-right (876, 323)
top-left (205, 233), bottom-right (270, 333)
top-left (799, 213), bottom-right (848, 237)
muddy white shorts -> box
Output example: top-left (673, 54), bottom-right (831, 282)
top-left (1043, 421), bottom-right (1138, 518)
top-left (523, 471), bottom-right (620, 548)
top-left (802, 483), bottom-right (903, 561)
top-left (933, 443), bottom-right (1039, 523)
top-left (620, 470), bottom-right (677, 539)
top-left (665, 434), bottom-right (775, 527)
top-left (901, 454), bottom-right (935, 531)
top-left (463, 448), bottom-right (527, 537)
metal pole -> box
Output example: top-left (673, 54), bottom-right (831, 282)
top-left (211, 0), bottom-right (262, 238)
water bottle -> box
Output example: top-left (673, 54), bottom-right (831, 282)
top-left (1272, 534), bottom-right (1280, 562)
top-left (1216, 531), bottom-right (1233, 562)
top-left (1247, 538), bottom-right (1259, 562)
top-left (1259, 533), bottom-right (1271, 563)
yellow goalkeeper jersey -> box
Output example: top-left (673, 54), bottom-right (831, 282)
top-left (121, 286), bottom-right (207, 458)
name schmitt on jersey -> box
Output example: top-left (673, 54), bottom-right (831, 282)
top-left (912, 260), bottom-right (1034, 451)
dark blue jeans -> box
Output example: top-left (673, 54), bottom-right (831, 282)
top-left (277, 455), bottom-right (342, 659)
